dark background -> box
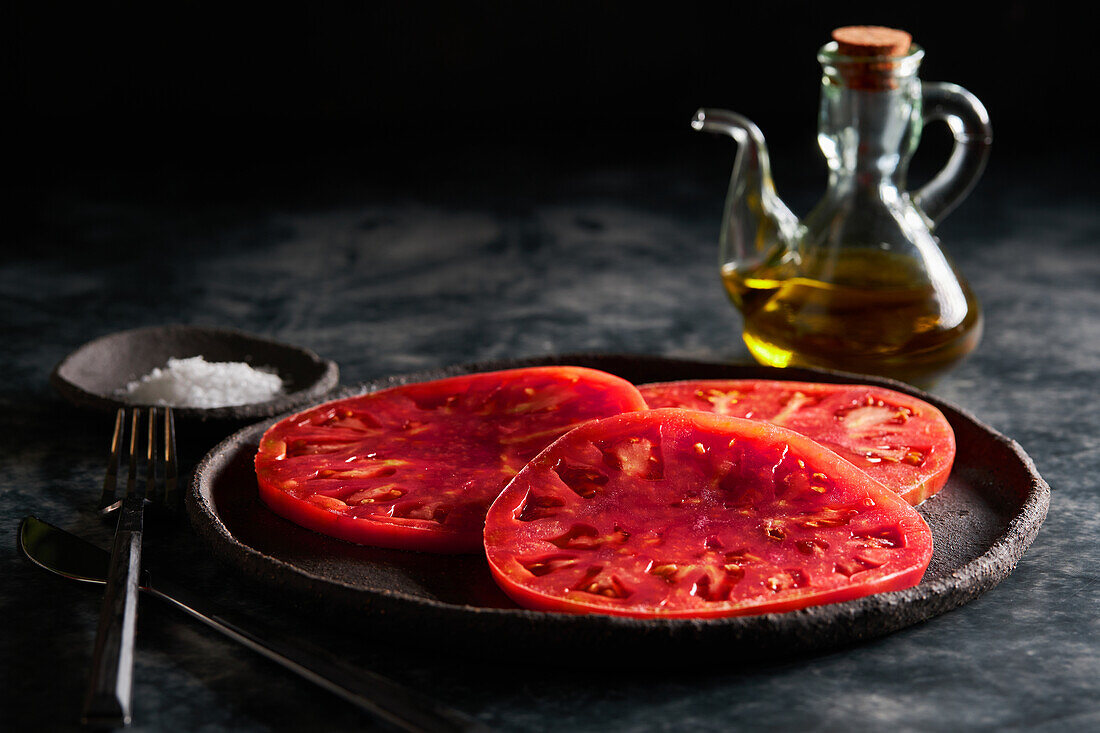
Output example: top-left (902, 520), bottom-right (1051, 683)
top-left (6, 1), bottom-right (1085, 222)
top-left (3, 6), bottom-right (1097, 731)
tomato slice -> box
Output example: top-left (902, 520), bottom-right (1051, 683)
top-left (254, 367), bottom-right (649, 553)
top-left (638, 380), bottom-right (955, 505)
top-left (484, 409), bottom-right (933, 618)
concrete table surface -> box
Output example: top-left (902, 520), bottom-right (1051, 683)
top-left (2, 146), bottom-right (1096, 732)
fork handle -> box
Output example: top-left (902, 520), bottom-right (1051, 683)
top-left (82, 494), bottom-right (144, 727)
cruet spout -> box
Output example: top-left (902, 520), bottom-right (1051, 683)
top-left (692, 109), bottom-right (802, 305)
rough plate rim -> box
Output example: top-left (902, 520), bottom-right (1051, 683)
top-left (188, 355), bottom-right (1050, 658)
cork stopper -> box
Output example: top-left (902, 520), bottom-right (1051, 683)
top-left (828, 26), bottom-right (914, 91)
top-left (832, 26), bottom-right (912, 57)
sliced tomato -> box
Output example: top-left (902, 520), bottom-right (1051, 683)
top-left (638, 379), bottom-right (954, 505)
top-left (254, 367), bottom-right (648, 553)
top-left (484, 408), bottom-right (933, 618)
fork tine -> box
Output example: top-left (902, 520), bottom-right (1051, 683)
top-left (99, 409), bottom-right (125, 511)
top-left (145, 407), bottom-right (158, 503)
top-left (163, 407), bottom-right (179, 510)
top-left (125, 409), bottom-right (140, 498)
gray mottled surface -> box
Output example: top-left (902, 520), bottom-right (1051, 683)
top-left (2, 148), bottom-right (1097, 732)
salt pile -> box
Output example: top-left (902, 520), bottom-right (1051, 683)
top-left (121, 356), bottom-right (284, 408)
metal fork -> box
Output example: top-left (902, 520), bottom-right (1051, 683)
top-left (82, 406), bottom-right (176, 727)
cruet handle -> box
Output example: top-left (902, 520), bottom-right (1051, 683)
top-left (913, 82), bottom-right (993, 226)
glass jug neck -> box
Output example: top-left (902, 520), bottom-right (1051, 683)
top-left (816, 43), bottom-right (925, 186)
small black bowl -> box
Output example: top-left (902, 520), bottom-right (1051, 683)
top-left (50, 325), bottom-right (339, 422)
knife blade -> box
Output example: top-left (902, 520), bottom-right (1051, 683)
top-left (19, 516), bottom-right (488, 733)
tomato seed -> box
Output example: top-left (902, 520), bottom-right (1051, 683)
top-left (647, 563), bottom-right (679, 582)
top-left (520, 554), bottom-right (577, 577)
top-left (517, 492), bottom-right (566, 522)
top-left (797, 507), bottom-right (858, 528)
top-left (725, 549), bottom-right (762, 564)
top-left (795, 538), bottom-right (829, 556)
top-left (346, 485), bottom-right (405, 504)
top-left (834, 560), bottom-right (864, 577)
top-left (722, 565), bottom-right (746, 582)
top-left (855, 549), bottom-right (891, 568)
top-left (691, 573), bottom-right (730, 602)
top-left (549, 523), bottom-right (603, 550)
top-left (553, 459), bottom-right (609, 498)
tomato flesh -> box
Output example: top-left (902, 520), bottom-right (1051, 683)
top-left (639, 380), bottom-right (955, 505)
top-left (484, 409), bottom-right (933, 618)
top-left (254, 367), bottom-right (649, 552)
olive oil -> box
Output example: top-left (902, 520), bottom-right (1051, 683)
top-left (696, 27), bottom-right (991, 387)
top-left (722, 249), bottom-right (982, 387)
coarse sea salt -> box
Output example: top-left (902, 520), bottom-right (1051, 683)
top-left (121, 356), bottom-right (284, 408)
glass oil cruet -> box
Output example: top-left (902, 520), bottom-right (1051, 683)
top-left (694, 26), bottom-right (992, 387)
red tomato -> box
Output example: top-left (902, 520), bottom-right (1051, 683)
top-left (639, 380), bottom-right (955, 505)
top-left (484, 409), bottom-right (933, 618)
top-left (254, 367), bottom-right (648, 553)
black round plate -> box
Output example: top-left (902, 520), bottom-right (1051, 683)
top-left (188, 355), bottom-right (1049, 663)
top-left (51, 324), bottom-right (339, 422)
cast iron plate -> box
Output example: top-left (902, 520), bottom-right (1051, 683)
top-left (188, 355), bottom-right (1049, 663)
top-left (51, 324), bottom-right (339, 422)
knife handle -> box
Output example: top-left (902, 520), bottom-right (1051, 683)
top-left (147, 576), bottom-right (488, 733)
top-left (82, 495), bottom-right (144, 727)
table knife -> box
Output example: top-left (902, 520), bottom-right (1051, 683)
top-left (19, 516), bottom-right (488, 733)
